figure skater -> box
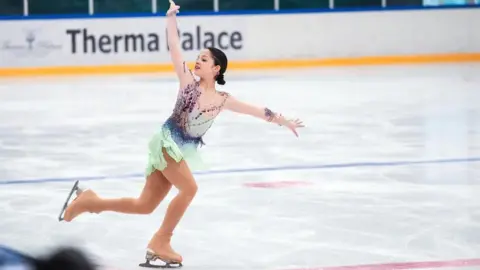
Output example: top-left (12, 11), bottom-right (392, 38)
top-left (58, 0), bottom-right (304, 268)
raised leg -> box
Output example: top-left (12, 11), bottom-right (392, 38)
top-left (62, 170), bottom-right (172, 222)
top-left (95, 170), bottom-right (172, 214)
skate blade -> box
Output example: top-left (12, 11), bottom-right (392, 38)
top-left (139, 250), bottom-right (183, 268)
top-left (139, 261), bottom-right (182, 268)
top-left (57, 180), bottom-right (82, 221)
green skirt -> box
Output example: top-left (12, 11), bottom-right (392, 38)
top-left (144, 126), bottom-right (205, 177)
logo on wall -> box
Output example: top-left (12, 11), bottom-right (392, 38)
top-left (1, 29), bottom-right (62, 58)
top-left (65, 26), bottom-right (243, 55)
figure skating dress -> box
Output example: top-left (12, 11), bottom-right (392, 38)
top-left (145, 80), bottom-right (229, 176)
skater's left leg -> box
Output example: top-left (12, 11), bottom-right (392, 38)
top-left (145, 148), bottom-right (198, 265)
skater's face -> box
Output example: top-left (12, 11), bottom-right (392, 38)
top-left (193, 49), bottom-right (221, 80)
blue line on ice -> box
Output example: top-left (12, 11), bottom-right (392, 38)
top-left (1, 157), bottom-right (480, 185)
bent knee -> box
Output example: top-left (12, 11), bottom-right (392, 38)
top-left (181, 182), bottom-right (198, 199)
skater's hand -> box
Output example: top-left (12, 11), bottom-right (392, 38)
top-left (278, 115), bottom-right (305, 137)
top-left (167, 0), bottom-right (180, 16)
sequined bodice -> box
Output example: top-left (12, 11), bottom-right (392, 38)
top-left (163, 81), bottom-right (229, 147)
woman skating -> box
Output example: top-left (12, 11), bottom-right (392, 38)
top-left (59, 1), bottom-right (304, 268)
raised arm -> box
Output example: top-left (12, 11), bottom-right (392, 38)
top-left (223, 95), bottom-right (304, 137)
top-left (166, 1), bottom-right (195, 87)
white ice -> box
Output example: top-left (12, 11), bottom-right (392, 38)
top-left (0, 63), bottom-right (479, 270)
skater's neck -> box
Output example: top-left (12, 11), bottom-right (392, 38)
top-left (199, 79), bottom-right (216, 92)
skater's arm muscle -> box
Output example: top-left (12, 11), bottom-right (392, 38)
top-left (166, 10), bottom-right (194, 87)
top-left (223, 95), bottom-right (288, 126)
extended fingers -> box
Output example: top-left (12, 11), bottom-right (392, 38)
top-left (167, 0), bottom-right (179, 12)
top-left (289, 118), bottom-right (304, 127)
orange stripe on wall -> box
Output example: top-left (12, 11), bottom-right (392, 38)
top-left (1, 53), bottom-right (479, 77)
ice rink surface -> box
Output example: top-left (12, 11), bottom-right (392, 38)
top-left (0, 63), bottom-right (479, 270)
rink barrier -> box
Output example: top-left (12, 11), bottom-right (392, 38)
top-left (2, 1), bottom-right (479, 19)
top-left (0, 6), bottom-right (478, 77)
top-left (1, 53), bottom-right (480, 77)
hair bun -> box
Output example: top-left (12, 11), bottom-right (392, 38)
top-left (216, 74), bottom-right (226, 85)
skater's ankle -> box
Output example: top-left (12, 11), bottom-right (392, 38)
top-left (149, 236), bottom-right (170, 246)
top-left (148, 232), bottom-right (175, 250)
top-left (154, 231), bottom-right (173, 241)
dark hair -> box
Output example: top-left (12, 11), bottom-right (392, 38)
top-left (33, 247), bottom-right (97, 270)
top-left (208, 47), bottom-right (228, 85)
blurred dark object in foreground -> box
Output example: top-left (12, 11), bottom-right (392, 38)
top-left (0, 245), bottom-right (97, 270)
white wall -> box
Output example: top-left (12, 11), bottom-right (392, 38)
top-left (0, 8), bottom-right (478, 68)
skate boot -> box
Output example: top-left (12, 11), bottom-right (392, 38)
top-left (140, 232), bottom-right (183, 268)
top-left (58, 180), bottom-right (101, 222)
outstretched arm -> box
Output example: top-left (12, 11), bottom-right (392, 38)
top-left (223, 95), bottom-right (304, 137)
top-left (166, 1), bottom-right (195, 88)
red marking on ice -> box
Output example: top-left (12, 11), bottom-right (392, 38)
top-left (283, 258), bottom-right (480, 270)
top-left (244, 180), bottom-right (313, 188)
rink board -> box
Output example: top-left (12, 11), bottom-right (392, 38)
top-left (0, 7), bottom-right (479, 76)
